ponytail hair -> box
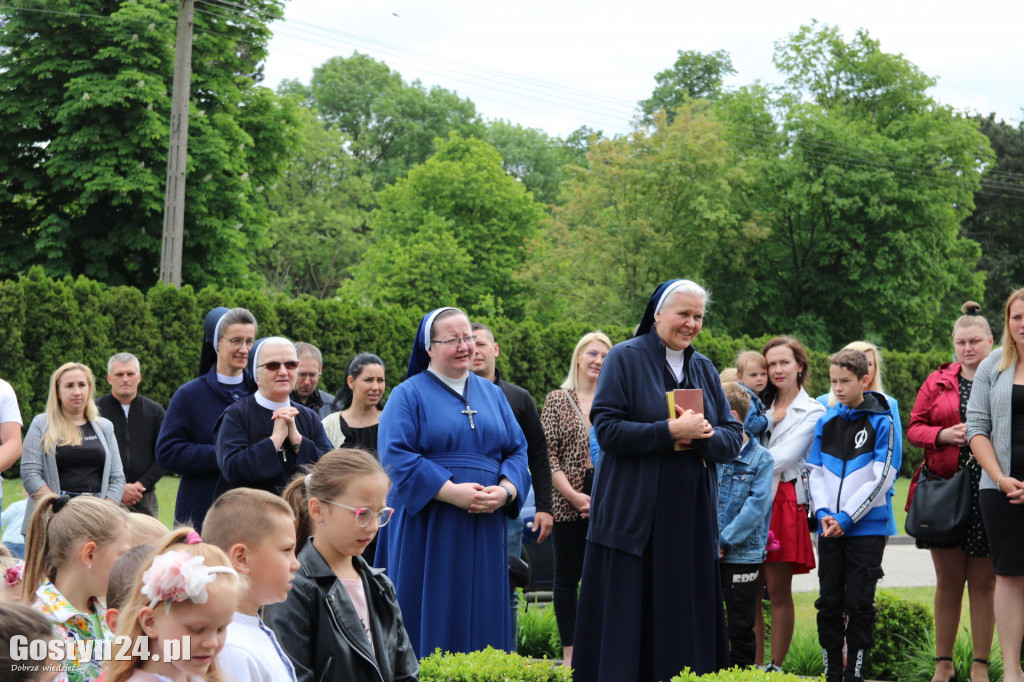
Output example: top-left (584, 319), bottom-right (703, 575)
top-left (283, 448), bottom-right (389, 552)
top-left (105, 527), bottom-right (240, 682)
top-left (22, 494), bottom-right (128, 602)
top-left (331, 353), bottom-right (386, 412)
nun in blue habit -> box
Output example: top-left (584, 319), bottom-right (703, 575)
top-left (571, 280), bottom-right (742, 681)
top-left (375, 307), bottom-right (531, 657)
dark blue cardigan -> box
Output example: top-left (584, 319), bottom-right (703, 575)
top-left (155, 367), bottom-right (254, 529)
top-left (589, 329), bottom-right (742, 556)
top-left (214, 394), bottom-right (333, 496)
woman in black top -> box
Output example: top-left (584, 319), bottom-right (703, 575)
top-left (20, 362), bottom-right (125, 531)
top-left (324, 353), bottom-right (386, 456)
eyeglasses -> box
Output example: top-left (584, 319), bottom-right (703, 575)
top-left (322, 500), bottom-right (394, 528)
top-left (224, 337), bottom-right (255, 349)
top-left (259, 360), bottom-right (299, 371)
top-left (431, 335), bottom-right (477, 347)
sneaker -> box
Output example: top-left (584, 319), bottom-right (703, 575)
top-left (766, 530), bottom-right (781, 552)
top-left (764, 662), bottom-right (784, 673)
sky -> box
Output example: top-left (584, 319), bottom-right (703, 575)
top-left (257, 0), bottom-right (1024, 139)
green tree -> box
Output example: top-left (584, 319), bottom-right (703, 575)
top-left (639, 49), bottom-right (736, 123)
top-left (256, 106), bottom-right (375, 297)
top-left (345, 134), bottom-right (545, 318)
top-left (0, 0), bottom-right (297, 288)
top-left (307, 52), bottom-right (485, 189)
top-left (521, 104), bottom-right (759, 326)
top-left (484, 120), bottom-right (580, 206)
top-left (712, 23), bottom-right (992, 350)
top-left (961, 114), bottom-right (1024, 321)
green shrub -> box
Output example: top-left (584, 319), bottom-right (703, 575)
top-left (517, 597), bottom-right (561, 659)
top-left (419, 646), bottom-right (571, 681)
top-left (870, 590), bottom-right (932, 680)
top-left (781, 629), bottom-right (823, 677)
top-left (670, 666), bottom-right (807, 681)
top-left (895, 626), bottom-right (1002, 682)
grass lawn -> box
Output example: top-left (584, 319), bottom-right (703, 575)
top-left (3, 475), bottom-right (181, 530)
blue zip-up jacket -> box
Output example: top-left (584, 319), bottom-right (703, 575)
top-left (807, 391), bottom-right (901, 536)
top-left (716, 436), bottom-right (774, 563)
top-left (739, 384), bottom-right (770, 438)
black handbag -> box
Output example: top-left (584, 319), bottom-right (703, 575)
top-left (905, 460), bottom-right (972, 542)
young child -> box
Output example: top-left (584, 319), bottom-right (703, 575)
top-left (2, 489), bottom-right (28, 557)
top-left (104, 546), bottom-right (156, 633)
top-left (0, 602), bottom-right (63, 682)
top-left (103, 527), bottom-right (240, 682)
top-left (736, 351), bottom-right (771, 438)
top-left (125, 514), bottom-right (168, 548)
top-left (807, 349), bottom-right (901, 682)
top-left (0, 545), bottom-right (22, 601)
top-left (266, 449), bottom-right (418, 682)
top-left (716, 383), bottom-right (775, 669)
top-left (23, 494), bottom-right (131, 682)
top-left (202, 488), bottom-right (300, 682)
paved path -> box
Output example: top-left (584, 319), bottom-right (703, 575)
top-left (792, 535), bottom-right (936, 593)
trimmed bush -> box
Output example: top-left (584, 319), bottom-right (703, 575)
top-left (0, 269), bottom-right (951, 478)
top-left (869, 590), bottom-right (932, 680)
top-left (670, 667), bottom-right (806, 681)
top-left (419, 646), bottom-right (571, 681)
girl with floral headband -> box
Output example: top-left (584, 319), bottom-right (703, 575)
top-left (104, 527), bottom-right (239, 682)
top-left (23, 493), bottom-right (131, 682)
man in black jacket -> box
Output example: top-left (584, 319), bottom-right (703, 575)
top-left (471, 323), bottom-right (554, 647)
top-left (96, 352), bottom-right (166, 517)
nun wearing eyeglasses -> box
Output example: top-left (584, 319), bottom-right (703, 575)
top-left (375, 307), bottom-right (531, 657)
top-left (214, 337), bottom-right (333, 497)
top-left (156, 306), bottom-right (259, 531)
top-left (572, 280), bottom-right (743, 681)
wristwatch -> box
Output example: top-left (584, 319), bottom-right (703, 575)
top-left (499, 484), bottom-right (515, 507)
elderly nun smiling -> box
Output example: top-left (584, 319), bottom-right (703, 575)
top-left (214, 336), bottom-right (333, 497)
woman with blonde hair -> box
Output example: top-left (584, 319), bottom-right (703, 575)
top-left (540, 330), bottom-right (612, 666)
top-left (21, 362), bottom-right (125, 533)
top-left (968, 288), bottom-right (1024, 682)
top-left (909, 301), bottom-right (995, 682)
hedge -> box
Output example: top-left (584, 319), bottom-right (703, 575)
top-left (1, 268), bottom-right (952, 476)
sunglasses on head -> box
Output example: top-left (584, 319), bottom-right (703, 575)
top-left (259, 360), bottom-right (299, 371)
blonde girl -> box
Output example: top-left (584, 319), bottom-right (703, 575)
top-left (104, 527), bottom-right (240, 682)
top-left (22, 493), bottom-right (131, 682)
top-left (269, 449), bottom-right (418, 682)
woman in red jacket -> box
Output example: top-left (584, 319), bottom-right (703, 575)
top-left (907, 302), bottom-right (994, 682)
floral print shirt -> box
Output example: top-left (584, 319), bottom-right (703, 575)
top-left (33, 579), bottom-right (110, 682)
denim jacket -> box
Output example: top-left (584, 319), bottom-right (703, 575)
top-left (716, 436), bottom-right (774, 564)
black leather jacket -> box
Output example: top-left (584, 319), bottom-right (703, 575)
top-left (265, 542), bottom-right (419, 682)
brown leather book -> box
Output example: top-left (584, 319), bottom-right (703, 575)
top-left (666, 388), bottom-right (704, 451)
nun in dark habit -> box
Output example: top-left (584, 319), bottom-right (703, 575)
top-left (572, 280), bottom-right (742, 681)
top-left (375, 307), bottom-right (531, 657)
top-left (214, 336), bottom-right (332, 496)
top-left (156, 306), bottom-right (258, 530)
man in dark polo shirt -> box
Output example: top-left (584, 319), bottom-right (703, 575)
top-left (96, 352), bottom-right (166, 517)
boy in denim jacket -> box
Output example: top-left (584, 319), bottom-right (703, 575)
top-left (717, 382), bottom-right (775, 668)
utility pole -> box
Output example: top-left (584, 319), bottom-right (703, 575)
top-left (159, 0), bottom-right (195, 286)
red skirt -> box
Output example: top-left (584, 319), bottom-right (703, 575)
top-left (764, 480), bottom-right (816, 574)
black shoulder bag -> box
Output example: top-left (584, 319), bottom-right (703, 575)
top-left (905, 459), bottom-right (972, 542)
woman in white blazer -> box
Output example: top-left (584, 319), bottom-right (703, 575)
top-left (757, 336), bottom-right (826, 672)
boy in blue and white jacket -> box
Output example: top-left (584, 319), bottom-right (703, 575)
top-left (808, 349), bottom-right (901, 682)
top-left (716, 382), bottom-right (774, 669)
